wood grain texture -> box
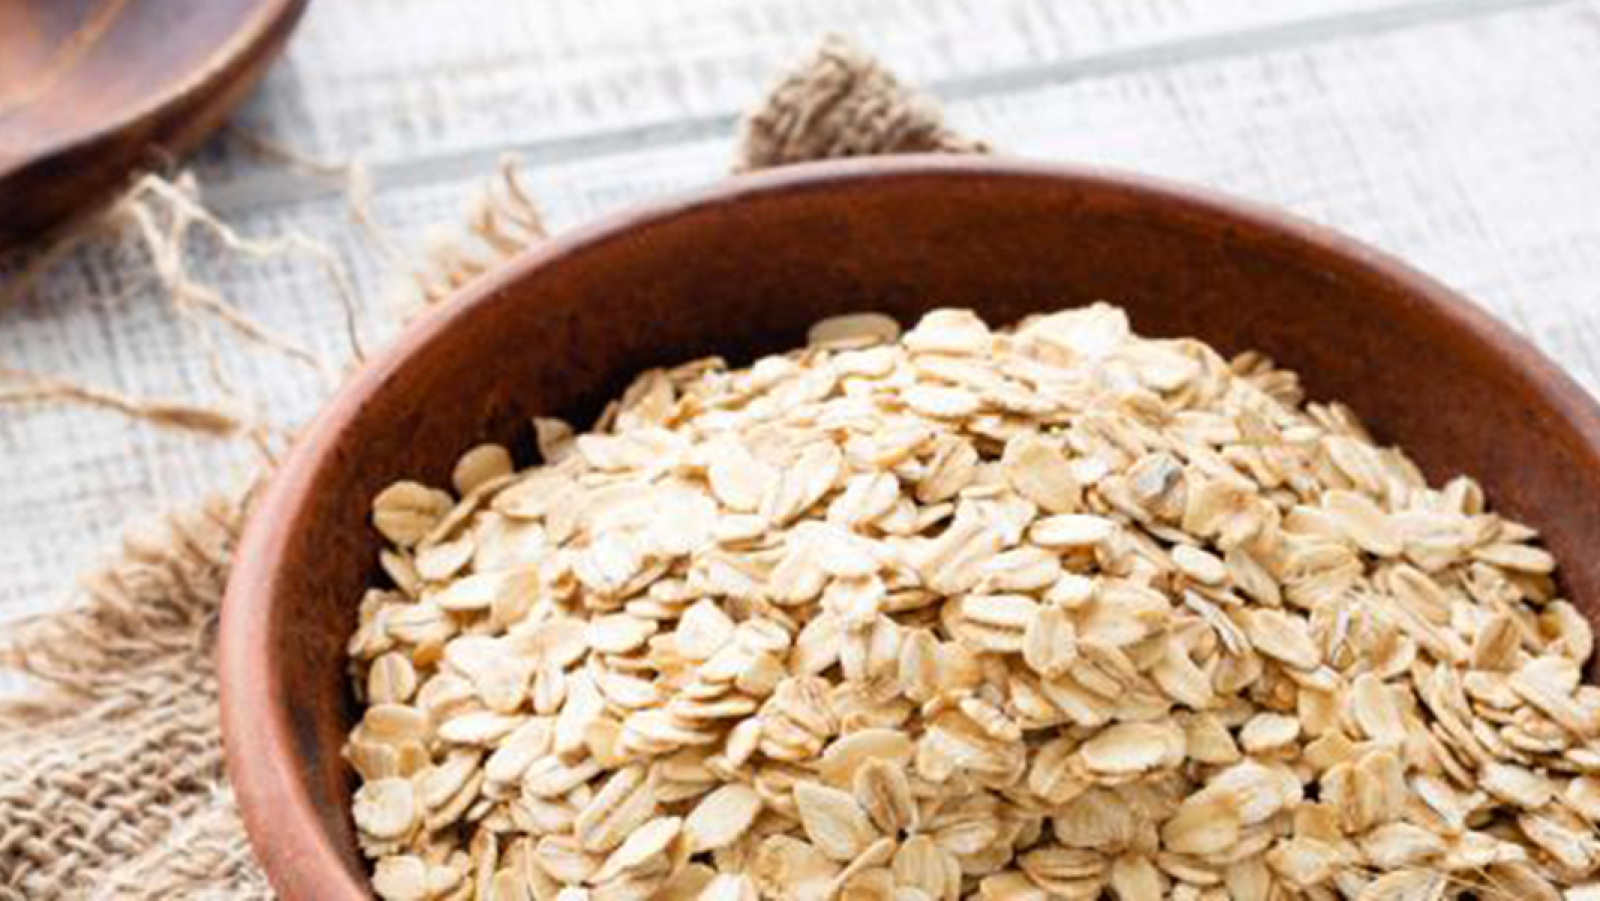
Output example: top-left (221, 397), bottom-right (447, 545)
top-left (2, 0), bottom-right (1599, 632)
top-left (0, 0), bottom-right (308, 247)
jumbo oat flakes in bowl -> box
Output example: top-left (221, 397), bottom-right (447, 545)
top-left (344, 303), bottom-right (1597, 901)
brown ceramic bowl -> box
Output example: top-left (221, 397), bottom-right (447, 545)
top-left (219, 155), bottom-right (1600, 898)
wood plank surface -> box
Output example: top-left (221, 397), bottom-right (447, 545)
top-left (1, 0), bottom-right (1596, 626)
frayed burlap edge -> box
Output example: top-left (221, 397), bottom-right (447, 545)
top-left (0, 35), bottom-right (980, 899)
top-left (736, 35), bottom-right (987, 171)
top-left (0, 496), bottom-right (268, 900)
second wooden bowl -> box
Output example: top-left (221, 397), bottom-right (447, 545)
top-left (219, 156), bottom-right (1600, 898)
top-left (0, 0), bottom-right (308, 249)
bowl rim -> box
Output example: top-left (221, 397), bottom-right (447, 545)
top-left (219, 153), bottom-right (1600, 898)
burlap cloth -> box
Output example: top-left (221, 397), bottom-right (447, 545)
top-left (0, 38), bottom-right (984, 899)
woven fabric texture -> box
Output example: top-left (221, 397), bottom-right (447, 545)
top-left (0, 39), bottom-right (973, 899)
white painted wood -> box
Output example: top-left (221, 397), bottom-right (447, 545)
top-left (2, 0), bottom-right (1596, 626)
top-left (224, 0), bottom-right (1421, 167)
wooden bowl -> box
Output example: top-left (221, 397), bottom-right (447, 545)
top-left (0, 0), bottom-right (309, 249)
top-left (219, 156), bottom-right (1600, 898)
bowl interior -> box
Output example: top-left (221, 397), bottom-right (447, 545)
top-left (222, 156), bottom-right (1600, 897)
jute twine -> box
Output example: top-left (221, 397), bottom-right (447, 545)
top-left (0, 37), bottom-right (982, 899)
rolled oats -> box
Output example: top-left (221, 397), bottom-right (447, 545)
top-left (353, 777), bottom-right (419, 841)
top-left (684, 784), bottom-right (764, 852)
top-left (348, 306), bottom-right (1591, 899)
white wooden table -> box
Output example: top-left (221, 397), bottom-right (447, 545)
top-left (3, 0), bottom-right (1598, 626)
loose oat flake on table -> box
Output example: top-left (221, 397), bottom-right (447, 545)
top-left (344, 303), bottom-right (1600, 901)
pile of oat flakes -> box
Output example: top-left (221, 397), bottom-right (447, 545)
top-left (345, 304), bottom-right (1600, 900)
